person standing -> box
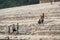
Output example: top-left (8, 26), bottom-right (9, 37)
top-left (12, 24), bottom-right (16, 33)
top-left (17, 23), bottom-right (19, 34)
top-left (8, 26), bottom-right (10, 34)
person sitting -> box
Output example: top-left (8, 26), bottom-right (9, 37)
top-left (38, 13), bottom-right (44, 24)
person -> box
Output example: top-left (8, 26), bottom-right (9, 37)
top-left (12, 24), bottom-right (16, 33)
top-left (17, 23), bottom-right (19, 34)
top-left (41, 13), bottom-right (44, 23)
top-left (8, 26), bottom-right (10, 33)
top-left (38, 13), bottom-right (44, 24)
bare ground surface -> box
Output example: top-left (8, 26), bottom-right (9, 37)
top-left (0, 2), bottom-right (60, 40)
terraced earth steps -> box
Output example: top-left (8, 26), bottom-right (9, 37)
top-left (0, 2), bottom-right (60, 39)
top-left (0, 35), bottom-right (60, 40)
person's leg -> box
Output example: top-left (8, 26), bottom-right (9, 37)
top-left (17, 29), bottom-right (19, 34)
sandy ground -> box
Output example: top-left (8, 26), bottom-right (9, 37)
top-left (0, 2), bottom-right (60, 40)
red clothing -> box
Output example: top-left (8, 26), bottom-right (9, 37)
top-left (41, 13), bottom-right (44, 19)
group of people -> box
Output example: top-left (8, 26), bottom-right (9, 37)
top-left (8, 23), bottom-right (19, 34)
top-left (12, 23), bottom-right (19, 34)
top-left (8, 13), bottom-right (44, 34)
